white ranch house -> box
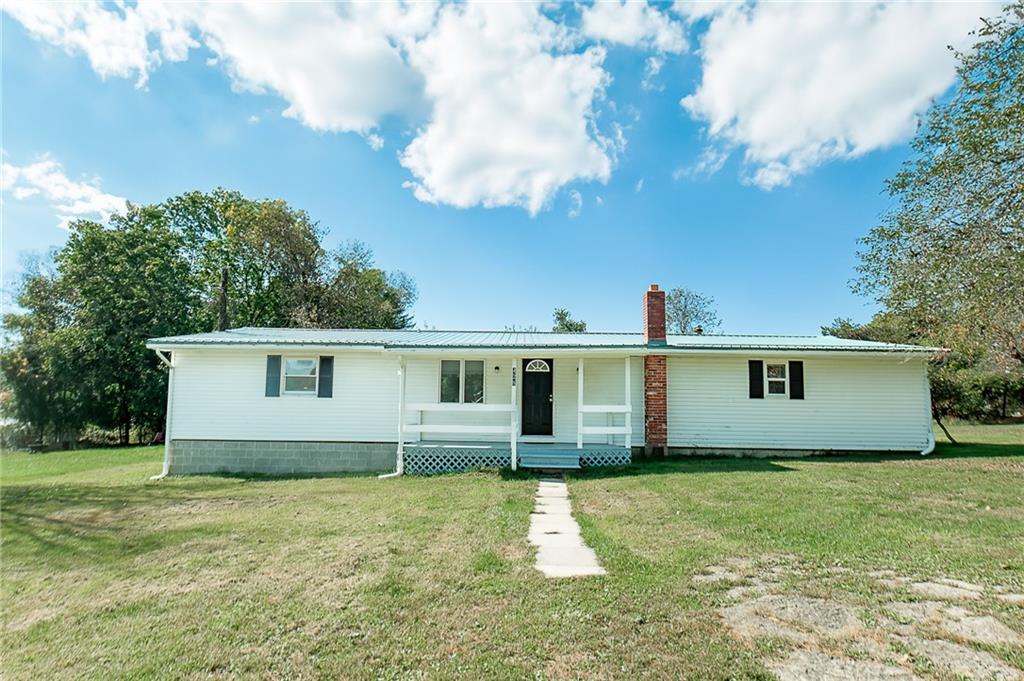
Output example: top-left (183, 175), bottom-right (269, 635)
top-left (147, 285), bottom-right (938, 476)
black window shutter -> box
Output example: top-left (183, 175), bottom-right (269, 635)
top-left (790, 361), bottom-right (804, 400)
top-left (748, 360), bottom-right (764, 399)
top-left (318, 356), bottom-right (334, 398)
top-left (265, 355), bottom-right (281, 397)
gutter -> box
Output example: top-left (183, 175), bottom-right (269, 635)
top-left (145, 343), bottom-right (938, 357)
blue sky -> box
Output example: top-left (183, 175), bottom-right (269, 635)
top-left (1, 2), bottom-right (991, 334)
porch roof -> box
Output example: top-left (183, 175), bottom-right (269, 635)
top-left (147, 327), bottom-right (938, 354)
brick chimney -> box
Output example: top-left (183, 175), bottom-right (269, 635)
top-left (643, 284), bottom-right (668, 456)
top-left (643, 284), bottom-right (666, 345)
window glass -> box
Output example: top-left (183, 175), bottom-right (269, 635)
top-left (767, 364), bottom-right (787, 379)
top-left (440, 360), bottom-right (461, 402)
top-left (464, 361), bottom-right (485, 403)
top-left (767, 380), bottom-right (786, 395)
top-left (284, 358), bottom-right (317, 393)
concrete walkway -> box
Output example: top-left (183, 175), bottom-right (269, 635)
top-left (528, 476), bottom-right (606, 578)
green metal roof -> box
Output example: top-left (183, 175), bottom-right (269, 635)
top-left (147, 327), bottom-right (938, 353)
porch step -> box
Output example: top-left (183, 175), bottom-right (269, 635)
top-left (519, 452), bottom-right (581, 470)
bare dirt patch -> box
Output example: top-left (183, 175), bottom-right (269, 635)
top-left (941, 614), bottom-right (1022, 646)
top-left (770, 649), bottom-right (921, 681)
top-left (901, 637), bottom-right (1021, 681)
top-left (722, 595), bottom-right (862, 644)
top-left (883, 600), bottom-right (1021, 646)
top-left (713, 558), bottom-right (1024, 681)
top-left (909, 580), bottom-right (984, 600)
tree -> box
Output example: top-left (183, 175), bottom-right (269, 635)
top-left (310, 241), bottom-right (417, 329)
top-left (552, 308), bottom-right (587, 333)
top-left (1, 207), bottom-right (200, 445)
top-left (55, 207), bottom-right (201, 443)
top-left (854, 4), bottom-right (1024, 371)
top-left (1, 257), bottom-right (87, 445)
top-left (161, 191), bottom-right (416, 330)
top-left (665, 286), bottom-right (721, 334)
top-left (2, 189), bottom-right (418, 445)
top-left (161, 189), bottom-right (326, 329)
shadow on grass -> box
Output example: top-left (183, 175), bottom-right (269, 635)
top-left (801, 441), bottom-right (1024, 463)
top-left (0, 479), bottom-right (245, 566)
top-left (569, 457), bottom-right (796, 480)
top-left (565, 441), bottom-right (1023, 480)
top-left (189, 470), bottom-right (388, 482)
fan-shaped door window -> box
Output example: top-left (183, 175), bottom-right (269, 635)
top-left (525, 359), bottom-right (550, 373)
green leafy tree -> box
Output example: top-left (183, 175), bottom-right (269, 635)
top-left (311, 241), bottom-right (417, 329)
top-left (161, 189), bottom-right (326, 329)
top-left (552, 308), bottom-right (587, 333)
top-left (665, 286), bottom-right (721, 334)
top-left (854, 4), bottom-right (1024, 370)
top-left (2, 190), bottom-right (418, 445)
top-left (1, 258), bottom-right (87, 444)
top-left (55, 207), bottom-right (201, 443)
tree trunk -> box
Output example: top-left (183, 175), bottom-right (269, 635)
top-left (217, 266), bottom-right (230, 331)
top-left (119, 383), bottom-right (131, 445)
top-left (933, 412), bottom-right (957, 444)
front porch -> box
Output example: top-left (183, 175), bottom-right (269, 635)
top-left (403, 441), bottom-right (632, 475)
top-left (393, 353), bottom-right (640, 475)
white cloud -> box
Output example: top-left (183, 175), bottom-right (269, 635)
top-left (2, 1), bottom-right (194, 87)
top-left (634, 178), bottom-right (644, 192)
top-left (672, 0), bottom-right (732, 24)
top-left (247, 114), bottom-right (260, 125)
top-left (581, 1), bottom-right (687, 53)
top-left (367, 134), bottom-right (385, 151)
top-left (193, 3), bottom-right (433, 134)
top-left (2, 157), bottom-right (127, 228)
top-left (400, 3), bottom-right (613, 214)
top-left (673, 146), bottom-right (729, 180)
top-left (567, 190), bottom-right (583, 218)
top-left (4, 1), bottom-right (623, 214)
top-left (641, 55), bottom-right (664, 91)
top-left (681, 2), bottom-right (996, 189)
top-left (3, 2), bottom-right (430, 133)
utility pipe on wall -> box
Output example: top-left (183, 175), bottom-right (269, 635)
top-left (151, 350), bottom-right (174, 480)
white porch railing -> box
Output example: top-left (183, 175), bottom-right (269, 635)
top-left (397, 360), bottom-right (519, 471)
top-left (577, 357), bottom-right (632, 449)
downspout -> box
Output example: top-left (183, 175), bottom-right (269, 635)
top-left (919, 431), bottom-right (935, 456)
top-left (379, 355), bottom-right (406, 479)
top-left (151, 349), bottom-right (174, 480)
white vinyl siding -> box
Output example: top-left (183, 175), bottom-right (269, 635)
top-left (667, 354), bottom-right (931, 451)
top-left (170, 349), bottom-right (399, 441)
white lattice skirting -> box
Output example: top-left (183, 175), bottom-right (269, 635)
top-left (404, 446), bottom-right (632, 475)
top-left (405, 448), bottom-right (512, 475)
top-left (579, 450), bottom-right (632, 468)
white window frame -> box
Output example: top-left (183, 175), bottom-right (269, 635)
top-left (439, 359), bottom-right (486, 404)
top-left (764, 360), bottom-right (789, 398)
top-left (282, 356), bottom-right (319, 396)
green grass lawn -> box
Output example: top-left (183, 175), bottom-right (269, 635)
top-left (2, 423), bottom-right (1022, 679)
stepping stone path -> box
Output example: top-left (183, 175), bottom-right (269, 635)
top-left (528, 477), bottom-right (605, 578)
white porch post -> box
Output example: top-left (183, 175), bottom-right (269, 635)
top-left (577, 357), bottom-right (584, 449)
top-left (624, 355), bottom-right (632, 450)
top-left (510, 360), bottom-right (518, 470)
top-left (396, 355), bottom-right (406, 474)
